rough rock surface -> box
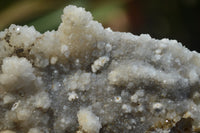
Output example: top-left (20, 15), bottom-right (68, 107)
top-left (0, 5), bottom-right (200, 133)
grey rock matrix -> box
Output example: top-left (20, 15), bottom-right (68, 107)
top-left (0, 5), bottom-right (200, 133)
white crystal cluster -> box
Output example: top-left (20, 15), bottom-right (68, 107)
top-left (0, 5), bottom-right (200, 133)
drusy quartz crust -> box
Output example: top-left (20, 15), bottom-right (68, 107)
top-left (0, 5), bottom-right (200, 133)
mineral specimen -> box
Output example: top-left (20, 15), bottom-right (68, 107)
top-left (0, 5), bottom-right (200, 133)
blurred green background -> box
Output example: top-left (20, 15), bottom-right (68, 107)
top-left (0, 0), bottom-right (200, 51)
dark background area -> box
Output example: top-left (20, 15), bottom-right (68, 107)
top-left (0, 0), bottom-right (200, 52)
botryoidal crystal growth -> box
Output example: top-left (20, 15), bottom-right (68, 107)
top-left (0, 5), bottom-right (200, 133)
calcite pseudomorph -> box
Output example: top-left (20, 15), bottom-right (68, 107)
top-left (0, 5), bottom-right (200, 133)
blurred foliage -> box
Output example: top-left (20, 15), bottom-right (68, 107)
top-left (0, 0), bottom-right (200, 51)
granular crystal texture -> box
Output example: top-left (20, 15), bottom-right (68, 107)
top-left (0, 5), bottom-right (200, 133)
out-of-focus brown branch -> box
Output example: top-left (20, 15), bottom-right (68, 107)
top-left (0, 0), bottom-right (66, 30)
